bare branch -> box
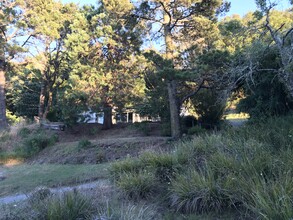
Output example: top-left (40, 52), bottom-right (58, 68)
top-left (181, 79), bottom-right (204, 104)
top-left (159, 1), bottom-right (172, 26)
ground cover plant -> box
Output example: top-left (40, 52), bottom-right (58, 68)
top-left (111, 115), bottom-right (293, 219)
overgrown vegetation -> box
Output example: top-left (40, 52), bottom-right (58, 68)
top-left (111, 115), bottom-right (293, 219)
top-left (0, 127), bottom-right (58, 161)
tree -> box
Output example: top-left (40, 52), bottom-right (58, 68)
top-left (255, 0), bottom-right (293, 99)
top-left (22, 0), bottom-right (77, 119)
top-left (66, 1), bottom-right (145, 129)
top-left (132, 0), bottom-right (230, 138)
top-left (0, 0), bottom-right (29, 128)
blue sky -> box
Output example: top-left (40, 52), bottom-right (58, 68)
top-left (61, 0), bottom-right (291, 17)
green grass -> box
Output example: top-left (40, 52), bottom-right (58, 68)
top-left (0, 163), bottom-right (109, 196)
top-left (110, 115), bottom-right (293, 219)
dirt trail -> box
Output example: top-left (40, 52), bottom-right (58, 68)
top-left (0, 179), bottom-right (110, 205)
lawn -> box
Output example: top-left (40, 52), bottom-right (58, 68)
top-left (0, 163), bottom-right (109, 196)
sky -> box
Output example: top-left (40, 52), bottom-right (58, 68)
top-left (61, 0), bottom-right (292, 17)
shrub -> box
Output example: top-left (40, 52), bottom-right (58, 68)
top-left (116, 170), bottom-right (158, 199)
top-left (160, 122), bottom-right (171, 136)
top-left (132, 121), bottom-right (151, 136)
top-left (191, 89), bottom-right (226, 126)
top-left (238, 174), bottom-right (293, 220)
top-left (17, 131), bottom-right (58, 158)
top-left (110, 158), bottom-right (143, 179)
top-left (118, 203), bottom-right (159, 220)
top-left (187, 126), bottom-right (206, 135)
top-left (181, 115), bottom-right (197, 133)
top-left (96, 150), bottom-right (106, 163)
top-left (32, 191), bottom-right (95, 220)
top-left (140, 152), bottom-right (181, 182)
top-left (0, 131), bottom-right (11, 144)
top-left (77, 138), bottom-right (92, 149)
top-left (170, 168), bottom-right (231, 214)
top-left (17, 127), bottom-right (31, 138)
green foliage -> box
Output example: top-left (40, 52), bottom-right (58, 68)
top-left (140, 151), bottom-right (181, 182)
top-left (191, 89), bottom-right (225, 127)
top-left (32, 191), bottom-right (95, 220)
top-left (116, 170), bottom-right (158, 199)
top-left (187, 126), bottom-right (206, 135)
top-left (181, 115), bottom-right (197, 133)
top-left (17, 127), bottom-right (31, 138)
top-left (132, 121), bottom-right (151, 136)
top-left (237, 45), bottom-right (293, 118)
top-left (17, 131), bottom-right (58, 158)
top-left (6, 110), bottom-right (21, 125)
top-left (112, 115), bottom-right (293, 218)
top-left (160, 122), bottom-right (171, 136)
top-left (110, 157), bottom-right (143, 178)
top-left (7, 70), bottom-right (40, 120)
top-left (170, 168), bottom-right (231, 214)
top-left (77, 138), bottom-right (92, 149)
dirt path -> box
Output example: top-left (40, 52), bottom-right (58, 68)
top-left (0, 179), bottom-right (110, 205)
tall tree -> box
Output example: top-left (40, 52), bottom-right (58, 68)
top-left (22, 0), bottom-right (77, 119)
top-left (0, 0), bottom-right (31, 128)
top-left (66, 1), bottom-right (145, 129)
top-left (255, 0), bottom-right (293, 99)
top-left (133, 0), bottom-right (230, 138)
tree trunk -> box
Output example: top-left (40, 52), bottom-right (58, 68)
top-left (0, 68), bottom-right (8, 129)
top-left (279, 45), bottom-right (293, 100)
top-left (164, 11), bottom-right (181, 138)
top-left (38, 80), bottom-right (46, 120)
top-left (43, 90), bottom-right (53, 119)
top-left (102, 104), bottom-right (112, 130)
top-left (167, 80), bottom-right (180, 138)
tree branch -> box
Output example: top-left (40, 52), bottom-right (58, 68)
top-left (181, 79), bottom-right (204, 104)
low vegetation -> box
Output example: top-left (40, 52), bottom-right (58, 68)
top-left (0, 115), bottom-right (293, 219)
top-left (110, 115), bottom-right (293, 219)
top-left (0, 126), bottom-right (59, 162)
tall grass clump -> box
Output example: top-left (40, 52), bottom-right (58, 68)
top-left (32, 191), bottom-right (95, 220)
top-left (249, 177), bottom-right (293, 220)
top-left (111, 115), bottom-right (293, 218)
top-left (140, 152), bottom-right (182, 182)
top-left (116, 170), bottom-right (158, 199)
top-left (170, 168), bottom-right (232, 214)
top-left (110, 157), bottom-right (143, 178)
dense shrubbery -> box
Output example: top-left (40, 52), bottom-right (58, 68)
top-left (111, 115), bottom-right (293, 219)
top-left (0, 127), bottom-right (59, 160)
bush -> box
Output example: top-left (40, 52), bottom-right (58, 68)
top-left (160, 122), bottom-right (171, 136)
top-left (170, 168), bottom-right (231, 214)
top-left (111, 115), bottom-right (293, 218)
top-left (110, 158), bottom-right (143, 180)
top-left (244, 175), bottom-right (293, 220)
top-left (77, 139), bottom-right (92, 149)
top-left (140, 152), bottom-right (181, 182)
top-left (32, 191), bottom-right (95, 220)
top-left (17, 127), bottom-right (31, 138)
top-left (187, 126), bottom-right (206, 135)
top-left (116, 170), bottom-right (158, 199)
top-left (181, 115), bottom-right (197, 133)
top-left (132, 121), bottom-right (152, 136)
top-left (191, 89), bottom-right (226, 126)
top-left (17, 131), bottom-right (58, 158)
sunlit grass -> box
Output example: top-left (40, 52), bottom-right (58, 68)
top-left (224, 113), bottom-right (250, 120)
